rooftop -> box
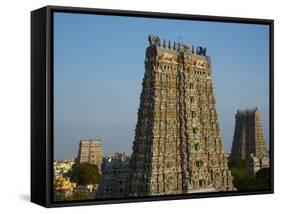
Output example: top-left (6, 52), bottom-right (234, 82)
top-left (236, 107), bottom-right (258, 116)
top-left (148, 34), bottom-right (208, 57)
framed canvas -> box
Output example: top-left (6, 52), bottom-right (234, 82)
top-left (31, 5), bottom-right (274, 207)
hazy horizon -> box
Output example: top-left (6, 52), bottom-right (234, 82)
top-left (54, 12), bottom-right (270, 161)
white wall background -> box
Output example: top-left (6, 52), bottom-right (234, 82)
top-left (0, 0), bottom-right (279, 212)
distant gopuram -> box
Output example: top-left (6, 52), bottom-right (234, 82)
top-left (128, 35), bottom-right (233, 197)
top-left (231, 107), bottom-right (268, 159)
top-left (230, 107), bottom-right (269, 175)
top-left (78, 139), bottom-right (103, 171)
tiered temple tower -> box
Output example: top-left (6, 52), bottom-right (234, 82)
top-left (78, 139), bottom-right (103, 171)
top-left (128, 35), bottom-right (233, 197)
top-left (231, 107), bottom-right (268, 160)
top-left (230, 108), bottom-right (269, 174)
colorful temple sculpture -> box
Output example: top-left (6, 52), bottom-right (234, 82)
top-left (128, 35), bottom-right (234, 196)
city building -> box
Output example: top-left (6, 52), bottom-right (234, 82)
top-left (231, 108), bottom-right (270, 175)
top-left (77, 139), bottom-right (103, 170)
top-left (53, 159), bottom-right (75, 181)
top-left (96, 153), bottom-right (130, 199)
top-left (53, 173), bottom-right (77, 200)
top-left (128, 35), bottom-right (233, 197)
top-left (247, 154), bottom-right (270, 175)
top-left (54, 159), bottom-right (75, 173)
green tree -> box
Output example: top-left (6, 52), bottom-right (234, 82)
top-left (228, 158), bottom-right (247, 169)
top-left (228, 158), bottom-right (270, 191)
top-left (255, 168), bottom-right (271, 190)
top-left (68, 162), bottom-right (100, 186)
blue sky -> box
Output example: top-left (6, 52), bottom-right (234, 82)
top-left (54, 12), bottom-right (269, 160)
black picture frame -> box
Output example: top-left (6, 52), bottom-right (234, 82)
top-left (31, 5), bottom-right (274, 208)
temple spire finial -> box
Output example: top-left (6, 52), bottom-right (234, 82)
top-left (163, 39), bottom-right (167, 49)
top-left (173, 41), bottom-right (177, 50)
top-left (168, 40), bottom-right (172, 49)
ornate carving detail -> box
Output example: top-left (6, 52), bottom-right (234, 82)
top-left (129, 35), bottom-right (233, 197)
top-left (148, 34), bottom-right (161, 47)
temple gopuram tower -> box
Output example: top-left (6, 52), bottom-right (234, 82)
top-left (230, 107), bottom-right (269, 174)
top-left (78, 139), bottom-right (103, 171)
top-left (231, 107), bottom-right (268, 160)
top-left (128, 35), bottom-right (233, 197)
